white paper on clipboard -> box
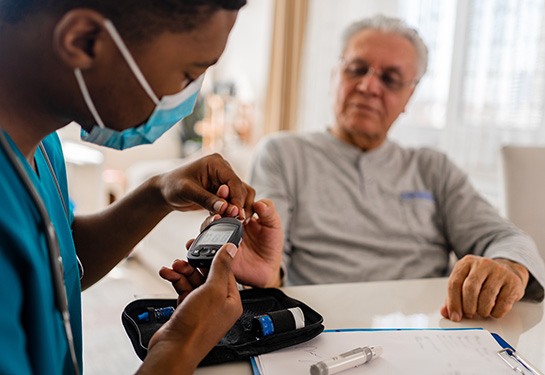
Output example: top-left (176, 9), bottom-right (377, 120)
top-left (253, 329), bottom-right (541, 375)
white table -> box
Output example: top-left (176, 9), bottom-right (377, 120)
top-left (195, 277), bottom-right (545, 374)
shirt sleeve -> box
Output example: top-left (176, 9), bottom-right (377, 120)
top-left (250, 135), bottom-right (295, 280)
top-left (436, 153), bottom-right (545, 301)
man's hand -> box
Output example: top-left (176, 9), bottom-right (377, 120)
top-left (441, 255), bottom-right (529, 321)
top-left (157, 153), bottom-right (255, 220)
top-left (138, 244), bottom-right (242, 374)
top-left (194, 198), bottom-right (284, 288)
top-left (233, 199), bottom-right (283, 288)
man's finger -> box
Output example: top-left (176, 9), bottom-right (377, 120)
top-left (446, 262), bottom-right (471, 322)
top-left (242, 183), bottom-right (256, 220)
top-left (475, 277), bottom-right (502, 318)
top-left (253, 199), bottom-right (274, 222)
top-left (244, 199), bottom-right (280, 232)
top-left (490, 285), bottom-right (519, 319)
top-left (439, 302), bottom-right (449, 319)
top-left (460, 269), bottom-right (488, 318)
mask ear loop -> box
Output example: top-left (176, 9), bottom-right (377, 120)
top-left (74, 19), bottom-right (161, 131)
top-left (74, 69), bottom-right (106, 129)
top-left (103, 19), bottom-right (160, 105)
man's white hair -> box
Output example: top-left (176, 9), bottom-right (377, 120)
top-left (341, 14), bottom-right (429, 80)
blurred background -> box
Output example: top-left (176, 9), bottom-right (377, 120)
top-left (68, 1), bottom-right (545, 373)
top-left (62, 0), bottom-right (545, 215)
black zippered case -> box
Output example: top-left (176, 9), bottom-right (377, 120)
top-left (121, 288), bottom-right (324, 366)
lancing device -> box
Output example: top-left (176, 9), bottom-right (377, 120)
top-left (137, 307), bottom-right (175, 323)
top-left (252, 307), bottom-right (305, 338)
top-left (310, 345), bottom-right (383, 375)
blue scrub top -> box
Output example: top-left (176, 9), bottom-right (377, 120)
top-left (0, 132), bottom-right (83, 374)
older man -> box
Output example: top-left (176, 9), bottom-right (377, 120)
top-left (250, 15), bottom-right (545, 322)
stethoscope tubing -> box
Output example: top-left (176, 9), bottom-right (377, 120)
top-left (0, 127), bottom-right (79, 375)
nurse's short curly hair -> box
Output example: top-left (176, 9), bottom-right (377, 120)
top-left (0, 0), bottom-right (246, 40)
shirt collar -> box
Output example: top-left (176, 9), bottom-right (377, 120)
top-left (323, 129), bottom-right (395, 164)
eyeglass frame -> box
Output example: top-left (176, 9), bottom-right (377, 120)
top-left (339, 58), bottom-right (420, 92)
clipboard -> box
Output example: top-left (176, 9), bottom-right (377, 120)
top-left (478, 331), bottom-right (543, 375)
top-left (496, 346), bottom-right (543, 375)
top-left (251, 328), bottom-right (543, 375)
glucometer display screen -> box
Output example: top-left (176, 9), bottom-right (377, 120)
top-left (187, 217), bottom-right (243, 268)
top-left (198, 224), bottom-right (234, 245)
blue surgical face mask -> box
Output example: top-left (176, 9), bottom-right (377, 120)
top-left (74, 19), bottom-right (205, 150)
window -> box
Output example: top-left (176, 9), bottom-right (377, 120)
top-left (460, 0), bottom-right (545, 130)
top-left (299, 0), bottom-right (545, 207)
top-left (399, 0), bottom-right (456, 129)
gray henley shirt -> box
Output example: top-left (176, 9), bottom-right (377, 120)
top-left (250, 131), bottom-right (545, 301)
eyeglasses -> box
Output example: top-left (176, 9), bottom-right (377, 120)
top-left (340, 59), bottom-right (418, 92)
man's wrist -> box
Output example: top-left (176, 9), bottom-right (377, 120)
top-left (495, 258), bottom-right (530, 287)
top-left (266, 266), bottom-right (284, 288)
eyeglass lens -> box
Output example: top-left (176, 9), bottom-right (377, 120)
top-left (342, 60), bottom-right (409, 91)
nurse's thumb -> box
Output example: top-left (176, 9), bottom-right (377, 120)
top-left (207, 243), bottom-right (238, 285)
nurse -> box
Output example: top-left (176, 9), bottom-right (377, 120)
top-left (0, 1), bottom-right (283, 374)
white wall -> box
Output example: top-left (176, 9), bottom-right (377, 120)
top-left (298, 0), bottom-right (400, 134)
top-left (208, 0), bottom-right (275, 141)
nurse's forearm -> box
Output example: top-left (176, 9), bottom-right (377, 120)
top-left (72, 175), bottom-right (172, 290)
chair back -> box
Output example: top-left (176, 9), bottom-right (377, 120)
top-left (501, 145), bottom-right (545, 261)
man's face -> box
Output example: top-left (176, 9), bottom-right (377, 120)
top-left (332, 29), bottom-right (419, 150)
top-left (82, 9), bottom-right (238, 131)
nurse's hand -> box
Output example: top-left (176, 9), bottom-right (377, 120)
top-left (200, 198), bottom-right (284, 288)
top-left (440, 255), bottom-right (529, 321)
top-left (137, 244), bottom-right (242, 374)
top-left (156, 153), bottom-right (255, 220)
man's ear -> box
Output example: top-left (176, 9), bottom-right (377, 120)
top-left (329, 65), bottom-right (341, 100)
top-left (401, 85), bottom-right (417, 113)
top-left (52, 9), bottom-right (108, 70)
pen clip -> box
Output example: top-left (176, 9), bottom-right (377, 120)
top-left (497, 348), bottom-right (544, 375)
